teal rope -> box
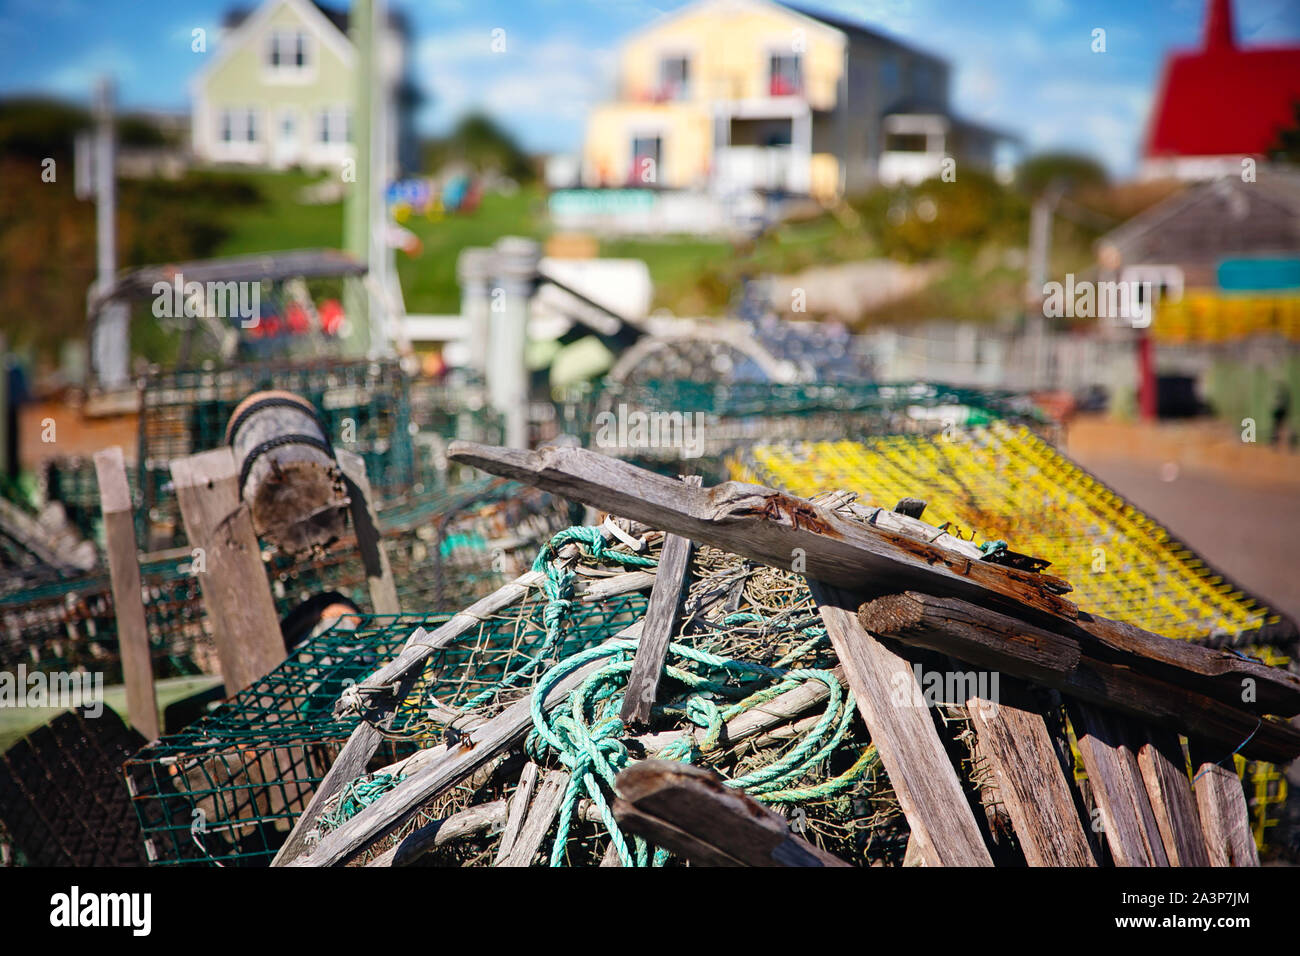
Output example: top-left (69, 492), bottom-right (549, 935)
top-left (317, 771), bottom-right (404, 834)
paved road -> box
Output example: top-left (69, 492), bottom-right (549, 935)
top-left (1070, 456), bottom-right (1300, 629)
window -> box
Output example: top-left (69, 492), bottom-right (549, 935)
top-left (317, 108), bottom-right (351, 145)
top-left (884, 132), bottom-right (929, 153)
top-left (267, 29), bottom-right (311, 72)
top-left (629, 136), bottom-right (662, 186)
top-left (659, 55), bottom-right (690, 101)
top-left (217, 109), bottom-right (259, 144)
top-left (769, 54), bottom-right (801, 96)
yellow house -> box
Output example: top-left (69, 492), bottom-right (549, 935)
top-left (582, 0), bottom-right (995, 202)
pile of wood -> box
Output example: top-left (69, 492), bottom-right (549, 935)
top-left (271, 442), bottom-right (1299, 867)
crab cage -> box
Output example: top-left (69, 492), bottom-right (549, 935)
top-left (1, 477), bottom-right (572, 684)
top-left (123, 591), bottom-right (650, 866)
top-left (557, 379), bottom-right (1052, 480)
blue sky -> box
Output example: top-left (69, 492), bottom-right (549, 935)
top-left (2, 0), bottom-right (1298, 176)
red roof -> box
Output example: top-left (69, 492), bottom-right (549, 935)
top-left (1144, 0), bottom-right (1300, 158)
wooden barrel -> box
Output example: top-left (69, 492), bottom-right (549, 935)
top-left (225, 390), bottom-right (348, 555)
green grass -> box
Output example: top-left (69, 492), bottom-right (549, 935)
top-left (0, 675), bottom-right (223, 753)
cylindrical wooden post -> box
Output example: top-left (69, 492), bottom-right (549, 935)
top-left (225, 390), bottom-right (348, 555)
top-left (491, 237), bottom-right (539, 449)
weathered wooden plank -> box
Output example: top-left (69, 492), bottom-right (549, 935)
top-left (366, 800), bottom-right (507, 867)
top-left (93, 446), bottom-right (159, 740)
top-left (620, 475), bottom-right (701, 728)
top-left (857, 592), bottom-right (1300, 763)
top-left (612, 760), bottom-right (849, 867)
top-left (966, 682), bottom-right (1095, 866)
top-left (336, 448), bottom-right (399, 615)
top-left (170, 448), bottom-right (284, 696)
top-left (811, 582), bottom-right (993, 867)
top-left (1137, 728), bottom-right (1210, 867)
top-left (498, 769), bottom-right (569, 868)
top-left (448, 441), bottom-right (1078, 621)
top-left (290, 624), bottom-right (641, 867)
top-left (493, 762), bottom-right (540, 865)
top-left (1067, 703), bottom-right (1168, 866)
top-left (1189, 740), bottom-right (1260, 867)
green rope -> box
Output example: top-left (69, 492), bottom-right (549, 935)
top-left (524, 635), bottom-right (876, 867)
top-left (317, 771), bottom-right (405, 834)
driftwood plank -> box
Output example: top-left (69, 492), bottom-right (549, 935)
top-left (290, 624), bottom-right (641, 867)
top-left (448, 441), bottom-right (1078, 621)
top-left (857, 592), bottom-right (1300, 763)
top-left (498, 769), bottom-right (570, 868)
top-left (336, 448), bottom-right (399, 615)
top-left (1137, 728), bottom-right (1210, 867)
top-left (170, 448), bottom-right (285, 695)
top-left (93, 446), bottom-right (160, 740)
top-left (1068, 703), bottom-right (1168, 866)
top-left (811, 582), bottom-right (993, 866)
top-left (493, 762), bottom-right (540, 864)
top-left (965, 683), bottom-right (1095, 866)
top-left (620, 475), bottom-right (700, 727)
top-left (1189, 740), bottom-right (1260, 867)
top-left (612, 760), bottom-right (848, 867)
top-left (366, 800), bottom-right (507, 867)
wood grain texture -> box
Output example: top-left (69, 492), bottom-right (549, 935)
top-left (1068, 703), bottom-right (1168, 866)
top-left (493, 762), bottom-right (540, 864)
top-left (811, 582), bottom-right (993, 867)
top-left (1189, 739), bottom-right (1260, 867)
top-left (498, 769), bottom-right (569, 868)
top-left (966, 686), bottom-right (1095, 866)
top-left (620, 475), bottom-right (701, 727)
top-left (365, 800), bottom-right (507, 867)
top-left (94, 446), bottom-right (159, 740)
top-left (170, 448), bottom-right (284, 696)
top-left (1137, 728), bottom-right (1210, 867)
top-left (612, 760), bottom-right (848, 867)
top-left (858, 592), bottom-right (1300, 763)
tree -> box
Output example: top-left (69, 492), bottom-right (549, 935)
top-left (1017, 152), bottom-right (1108, 197)
top-left (422, 112), bottom-right (533, 181)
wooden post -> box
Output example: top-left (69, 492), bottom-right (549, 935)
top-left (92, 446), bottom-right (159, 740)
top-left (810, 582), bottom-right (993, 866)
top-left (336, 448), bottom-right (399, 614)
top-left (170, 447), bottom-right (285, 695)
top-left (620, 475), bottom-right (700, 728)
top-left (1136, 729), bottom-right (1210, 866)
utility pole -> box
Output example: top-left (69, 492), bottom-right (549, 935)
top-left (88, 76), bottom-right (129, 389)
top-left (342, 0), bottom-right (375, 357)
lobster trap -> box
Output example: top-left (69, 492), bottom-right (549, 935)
top-left (122, 590), bottom-right (649, 866)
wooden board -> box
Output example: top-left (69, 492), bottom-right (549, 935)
top-left (1189, 739), bottom-right (1260, 867)
top-left (93, 446), bottom-right (159, 740)
top-left (612, 760), bottom-right (849, 867)
top-left (493, 762), bottom-right (540, 864)
top-left (620, 475), bottom-right (700, 727)
top-left (1067, 703), bottom-right (1168, 866)
top-left (857, 592), bottom-right (1300, 764)
top-left (498, 769), bottom-right (569, 868)
top-left (170, 448), bottom-right (285, 695)
top-left (1136, 728), bottom-right (1210, 867)
top-left (810, 582), bottom-right (993, 866)
top-left (965, 681), bottom-right (1095, 866)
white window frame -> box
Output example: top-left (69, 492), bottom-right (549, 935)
top-left (316, 106), bottom-right (351, 146)
top-left (263, 28), bottom-right (317, 84)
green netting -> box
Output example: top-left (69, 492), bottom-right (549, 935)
top-left (1, 479), bottom-right (573, 681)
top-left (123, 589), bottom-right (650, 867)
